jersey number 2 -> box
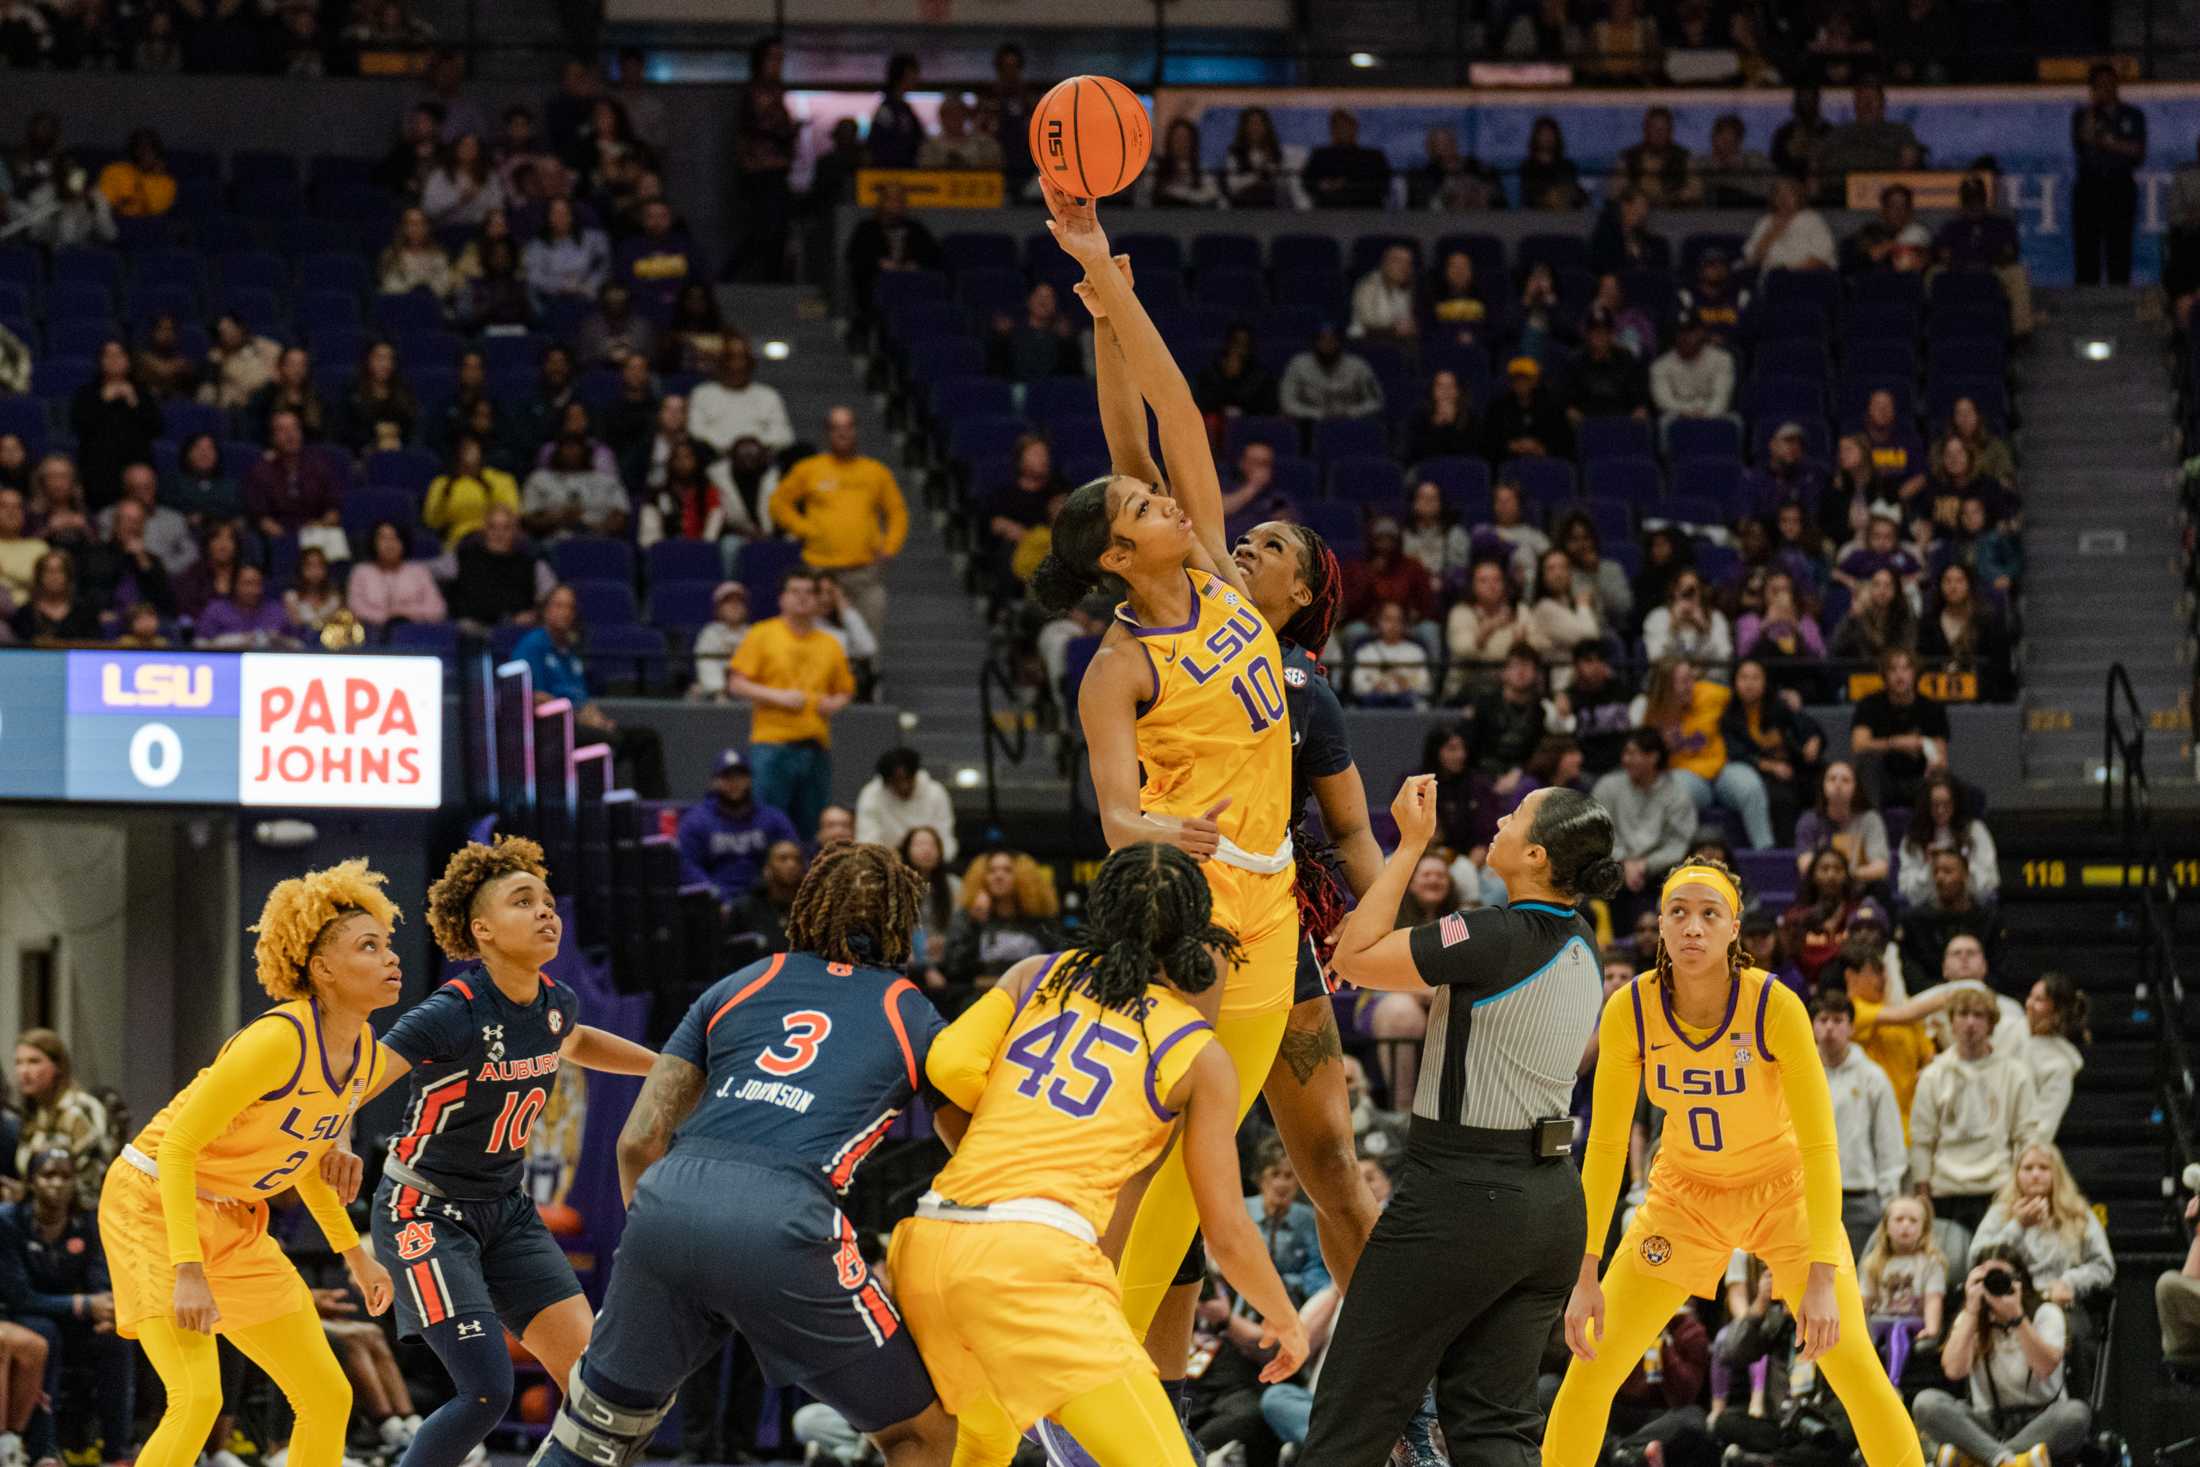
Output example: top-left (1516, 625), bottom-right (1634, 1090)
top-left (1003, 1011), bottom-right (1139, 1119)
top-left (759, 1011), bottom-right (832, 1077)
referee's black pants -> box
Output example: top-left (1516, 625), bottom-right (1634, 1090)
top-left (1303, 1118), bottom-right (1585, 1467)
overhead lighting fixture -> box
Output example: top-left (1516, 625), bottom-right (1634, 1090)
top-left (2081, 339), bottom-right (2113, 361)
top-left (954, 766), bottom-right (982, 789)
top-left (1349, 51), bottom-right (1379, 68)
top-left (762, 339), bottom-right (792, 360)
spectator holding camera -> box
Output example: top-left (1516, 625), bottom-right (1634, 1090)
top-left (1913, 1247), bottom-right (2090, 1467)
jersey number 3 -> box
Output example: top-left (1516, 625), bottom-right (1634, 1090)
top-left (759, 1011), bottom-right (832, 1077)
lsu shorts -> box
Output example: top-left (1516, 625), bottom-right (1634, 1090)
top-left (1617, 1164), bottom-right (1859, 1300)
top-left (100, 1156), bottom-right (311, 1338)
top-left (1202, 862), bottom-right (1298, 1021)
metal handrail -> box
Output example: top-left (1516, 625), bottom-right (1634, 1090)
top-left (975, 635), bottom-right (1029, 825)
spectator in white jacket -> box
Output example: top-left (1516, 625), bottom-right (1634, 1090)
top-left (1648, 311), bottom-right (1738, 450)
top-left (420, 135), bottom-right (507, 230)
top-left (522, 198), bottom-right (611, 301)
top-left (2003, 974), bottom-right (2089, 1143)
top-left (1348, 245), bottom-right (1419, 344)
top-left (1640, 569), bottom-right (1732, 665)
top-left (1910, 986), bottom-right (2042, 1261)
top-left (854, 748), bottom-right (958, 860)
top-left (1968, 1143), bottom-right (2116, 1311)
top-left (688, 336), bottom-right (795, 455)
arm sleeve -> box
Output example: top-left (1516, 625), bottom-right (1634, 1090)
top-left (1404, 906), bottom-right (1519, 996)
top-left (2033, 1054), bottom-right (2074, 1143)
top-left (826, 639), bottom-right (856, 697)
top-left (292, 1167), bottom-right (360, 1254)
top-left (768, 463), bottom-right (810, 534)
top-left (1579, 990), bottom-right (1645, 1260)
top-left (894, 981), bottom-right (949, 1085)
top-left (675, 810), bottom-right (717, 891)
top-left (1908, 1064), bottom-right (1940, 1186)
top-left (1766, 984), bottom-right (1847, 1265)
top-left (876, 469), bottom-right (910, 557)
top-left (925, 986), bottom-right (1016, 1112)
top-left (154, 1017), bottom-right (308, 1266)
top-left (380, 987), bottom-right (473, 1068)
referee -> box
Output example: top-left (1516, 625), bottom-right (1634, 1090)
top-left (1301, 776), bottom-right (1621, 1467)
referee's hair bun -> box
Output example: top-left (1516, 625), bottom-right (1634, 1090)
top-left (1570, 856), bottom-right (1625, 902)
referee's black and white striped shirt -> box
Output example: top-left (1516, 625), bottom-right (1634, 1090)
top-left (1403, 901), bottom-right (1605, 1128)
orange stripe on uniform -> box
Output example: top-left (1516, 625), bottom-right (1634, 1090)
top-left (880, 978), bottom-right (920, 1090)
top-left (856, 1282), bottom-right (899, 1338)
top-left (445, 978), bottom-right (474, 1000)
top-left (411, 1262), bottom-right (446, 1325)
top-left (706, 953), bottom-right (787, 1036)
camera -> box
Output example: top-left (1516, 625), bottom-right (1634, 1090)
top-left (1981, 1269), bottom-right (2016, 1298)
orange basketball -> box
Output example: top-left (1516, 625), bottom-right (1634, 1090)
top-left (1028, 75), bottom-right (1151, 199)
top-left (537, 1201), bottom-right (584, 1237)
top-left (505, 1329), bottom-right (535, 1364)
top-left (518, 1384), bottom-right (555, 1424)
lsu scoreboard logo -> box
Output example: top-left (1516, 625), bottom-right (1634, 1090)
top-left (52, 651), bottom-right (442, 808)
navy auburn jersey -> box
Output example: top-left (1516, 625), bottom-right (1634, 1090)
top-left (382, 972), bottom-right (581, 1200)
top-left (663, 950), bottom-right (945, 1193)
top-left (1281, 643), bottom-right (1351, 817)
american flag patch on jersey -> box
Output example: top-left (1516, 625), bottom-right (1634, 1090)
top-left (1438, 913), bottom-right (1469, 947)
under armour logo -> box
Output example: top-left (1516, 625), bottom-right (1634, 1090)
top-left (455, 1320), bottom-right (484, 1339)
top-left (483, 1024), bottom-right (505, 1062)
top-left (440, 1203), bottom-right (463, 1220)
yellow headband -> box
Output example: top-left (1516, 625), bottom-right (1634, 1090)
top-left (1660, 864), bottom-right (1742, 915)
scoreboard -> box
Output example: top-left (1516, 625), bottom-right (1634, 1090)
top-left (0, 650), bottom-right (442, 809)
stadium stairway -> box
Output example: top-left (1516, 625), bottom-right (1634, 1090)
top-left (2014, 286), bottom-right (2192, 783)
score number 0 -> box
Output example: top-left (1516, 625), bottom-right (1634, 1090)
top-left (129, 722), bottom-right (185, 789)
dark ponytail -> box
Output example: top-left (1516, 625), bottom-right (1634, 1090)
top-left (1527, 787), bottom-right (1622, 901)
top-left (1047, 844), bottom-right (1245, 1020)
top-left (1031, 476), bottom-right (1123, 614)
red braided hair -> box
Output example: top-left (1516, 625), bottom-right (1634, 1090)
top-left (1277, 524), bottom-right (1350, 952)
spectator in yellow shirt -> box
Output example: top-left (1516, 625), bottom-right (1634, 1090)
top-left (726, 567), bottom-right (856, 837)
top-left (97, 129), bottom-right (178, 218)
top-left (1627, 655), bottom-right (1775, 848)
top-left (769, 405), bottom-right (908, 629)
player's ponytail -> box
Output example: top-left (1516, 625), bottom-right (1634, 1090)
top-left (1049, 844), bottom-right (1245, 1018)
top-left (1030, 476), bottom-right (1122, 614)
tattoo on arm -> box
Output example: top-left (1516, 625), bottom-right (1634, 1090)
top-left (1276, 1014), bottom-right (1344, 1086)
top-left (618, 1055), bottom-right (705, 1161)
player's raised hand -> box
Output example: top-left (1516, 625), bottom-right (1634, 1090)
top-left (1040, 178), bottom-right (1111, 268)
top-left (1168, 797), bottom-right (1232, 861)
top-left (1257, 1309), bottom-right (1311, 1383)
top-left (1072, 252), bottom-right (1134, 320)
top-left (1390, 774), bottom-right (1438, 850)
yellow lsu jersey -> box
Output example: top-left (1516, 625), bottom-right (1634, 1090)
top-left (1625, 966), bottom-right (1811, 1188)
top-left (930, 954), bottom-right (1215, 1236)
top-left (132, 997), bottom-right (383, 1201)
top-left (1118, 567), bottom-right (1293, 862)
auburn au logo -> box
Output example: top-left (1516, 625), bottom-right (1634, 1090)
top-left (394, 1220), bottom-right (436, 1261)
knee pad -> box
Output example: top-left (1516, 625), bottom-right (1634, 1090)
top-left (1172, 1233), bottom-right (1205, 1287)
top-left (540, 1363), bottom-right (670, 1467)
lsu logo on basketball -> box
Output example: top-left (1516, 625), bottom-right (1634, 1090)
top-left (1640, 1234), bottom-right (1673, 1267)
top-left (394, 1220), bottom-right (436, 1261)
top-left (1044, 119), bottom-right (1064, 164)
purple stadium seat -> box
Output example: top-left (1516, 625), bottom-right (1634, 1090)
top-left (1223, 415), bottom-right (1298, 463)
top-left (1665, 417), bottom-right (1742, 464)
top-left (568, 577), bottom-right (639, 627)
top-left (1584, 456), bottom-right (1661, 506)
top-left (554, 538), bottom-right (637, 585)
top-left (1500, 456), bottom-right (1576, 504)
top-left (583, 625), bottom-right (667, 692)
top-left (647, 578), bottom-right (719, 629)
top-left (940, 232), bottom-right (1018, 275)
top-left (1579, 416), bottom-right (1655, 463)
top-left (1190, 233), bottom-right (1261, 275)
top-left (646, 541), bottom-right (721, 586)
top-left (1313, 417), bottom-right (1388, 464)
top-left (1328, 454), bottom-right (1403, 502)
top-left (1270, 234), bottom-right (1344, 276)
top-left (1117, 233), bottom-right (1185, 275)
top-left (737, 539), bottom-right (803, 618)
top-left (366, 448), bottom-right (440, 493)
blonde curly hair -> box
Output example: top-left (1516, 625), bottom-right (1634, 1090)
top-left (425, 835), bottom-right (550, 960)
top-left (250, 859), bottom-right (403, 1001)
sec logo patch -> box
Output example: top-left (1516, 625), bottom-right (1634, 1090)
top-left (1284, 666), bottom-right (1307, 688)
top-left (1639, 1234), bottom-right (1672, 1267)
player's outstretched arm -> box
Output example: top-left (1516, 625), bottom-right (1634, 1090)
top-left (1328, 775), bottom-right (1438, 992)
top-left (1080, 260), bottom-right (1165, 488)
top-left (562, 1023), bottom-right (658, 1075)
top-left (615, 1053), bottom-right (704, 1206)
top-left (1043, 182), bottom-right (1239, 589)
top-left (1175, 1046), bottom-right (1308, 1382)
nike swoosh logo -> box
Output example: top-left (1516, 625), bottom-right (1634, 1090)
top-left (296, 1088), bottom-right (321, 1096)
top-left (1648, 1043), bottom-right (1671, 1053)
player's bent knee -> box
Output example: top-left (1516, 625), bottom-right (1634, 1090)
top-left (540, 1363), bottom-right (672, 1467)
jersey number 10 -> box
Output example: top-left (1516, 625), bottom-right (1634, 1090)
top-left (1003, 1010), bottom-right (1140, 1119)
top-left (1227, 657), bottom-right (1287, 735)
top-left (487, 1087), bottom-right (549, 1153)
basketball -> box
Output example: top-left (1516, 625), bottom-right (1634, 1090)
top-left (518, 1384), bottom-right (555, 1424)
top-left (505, 1329), bottom-right (535, 1364)
top-left (1028, 75), bottom-right (1151, 199)
top-left (537, 1201), bottom-right (584, 1237)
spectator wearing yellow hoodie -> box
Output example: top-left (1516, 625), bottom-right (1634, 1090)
top-left (770, 405), bottom-right (908, 629)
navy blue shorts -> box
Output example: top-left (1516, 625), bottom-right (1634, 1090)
top-left (581, 1143), bottom-right (936, 1435)
top-left (1292, 932), bottom-right (1342, 1007)
top-left (372, 1176), bottom-right (582, 1341)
